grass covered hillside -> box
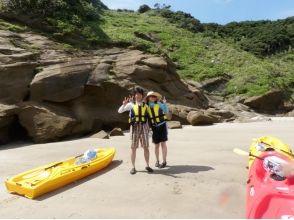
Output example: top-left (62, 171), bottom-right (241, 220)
top-left (0, 0), bottom-right (293, 99)
top-left (100, 10), bottom-right (294, 98)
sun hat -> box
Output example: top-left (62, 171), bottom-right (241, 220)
top-left (146, 91), bottom-right (162, 100)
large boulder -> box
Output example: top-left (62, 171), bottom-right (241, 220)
top-left (168, 104), bottom-right (198, 124)
top-left (109, 128), bottom-right (124, 136)
top-left (18, 102), bottom-right (77, 143)
top-left (187, 111), bottom-right (219, 125)
top-left (244, 90), bottom-right (284, 113)
top-left (167, 121), bottom-right (182, 129)
top-left (30, 57), bottom-right (98, 102)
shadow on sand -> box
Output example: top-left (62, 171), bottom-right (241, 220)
top-left (151, 165), bottom-right (214, 178)
top-left (32, 160), bottom-right (123, 201)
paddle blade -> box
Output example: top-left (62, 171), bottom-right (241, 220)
top-left (233, 148), bottom-right (249, 156)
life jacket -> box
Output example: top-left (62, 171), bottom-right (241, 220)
top-left (129, 103), bottom-right (149, 124)
top-left (148, 103), bottom-right (167, 125)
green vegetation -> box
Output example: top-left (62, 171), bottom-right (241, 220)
top-left (0, 0), bottom-right (109, 47)
top-left (0, 18), bottom-right (27, 32)
top-left (204, 17), bottom-right (294, 57)
top-left (100, 10), bottom-right (294, 97)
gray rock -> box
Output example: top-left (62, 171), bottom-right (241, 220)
top-left (167, 121), bottom-right (182, 129)
top-left (187, 111), bottom-right (219, 125)
top-left (109, 128), bottom-right (124, 136)
top-left (90, 130), bottom-right (109, 139)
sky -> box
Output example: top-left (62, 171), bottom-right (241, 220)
top-left (101, 0), bottom-right (294, 24)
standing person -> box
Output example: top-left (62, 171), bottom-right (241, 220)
top-left (146, 91), bottom-right (169, 169)
top-left (118, 87), bottom-right (154, 175)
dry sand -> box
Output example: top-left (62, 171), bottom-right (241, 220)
top-left (1, 119), bottom-right (294, 218)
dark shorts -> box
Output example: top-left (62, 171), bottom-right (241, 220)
top-left (151, 122), bottom-right (168, 144)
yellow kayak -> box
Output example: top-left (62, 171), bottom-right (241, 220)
top-left (249, 136), bottom-right (293, 168)
top-left (5, 148), bottom-right (115, 199)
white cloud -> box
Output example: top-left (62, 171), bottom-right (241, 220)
top-left (102, 0), bottom-right (143, 10)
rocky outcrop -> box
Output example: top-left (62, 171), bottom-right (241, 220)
top-left (168, 104), bottom-right (198, 124)
top-left (243, 90), bottom-right (284, 113)
top-left (1, 24), bottom-right (287, 144)
top-left (0, 28), bottom-right (212, 143)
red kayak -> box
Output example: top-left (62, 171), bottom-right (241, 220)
top-left (246, 151), bottom-right (294, 218)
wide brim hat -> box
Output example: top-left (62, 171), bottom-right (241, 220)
top-left (146, 91), bottom-right (162, 100)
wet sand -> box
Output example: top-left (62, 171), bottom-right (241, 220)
top-left (1, 119), bottom-right (294, 218)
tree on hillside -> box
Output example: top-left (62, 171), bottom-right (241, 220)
top-left (138, 4), bottom-right (151, 13)
top-left (204, 17), bottom-right (294, 56)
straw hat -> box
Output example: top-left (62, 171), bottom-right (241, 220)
top-left (146, 91), bottom-right (162, 100)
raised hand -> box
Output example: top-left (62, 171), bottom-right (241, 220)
top-left (122, 97), bottom-right (129, 105)
top-left (162, 96), bottom-right (167, 103)
top-left (129, 95), bottom-right (134, 103)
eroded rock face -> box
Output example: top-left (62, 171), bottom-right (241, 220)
top-left (0, 27), bottom-right (263, 144)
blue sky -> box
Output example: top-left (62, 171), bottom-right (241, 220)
top-left (101, 0), bottom-right (294, 24)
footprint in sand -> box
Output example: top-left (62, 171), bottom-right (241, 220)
top-left (173, 182), bottom-right (182, 195)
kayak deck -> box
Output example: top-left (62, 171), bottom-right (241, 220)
top-left (247, 151), bottom-right (294, 218)
top-left (254, 194), bottom-right (294, 218)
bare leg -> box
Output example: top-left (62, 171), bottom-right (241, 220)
top-left (131, 148), bottom-right (136, 168)
top-left (155, 144), bottom-right (160, 162)
top-left (143, 147), bottom-right (150, 167)
top-left (161, 141), bottom-right (167, 163)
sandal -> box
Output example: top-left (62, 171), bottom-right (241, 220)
top-left (159, 162), bottom-right (167, 169)
top-left (130, 168), bottom-right (137, 175)
top-left (145, 166), bottom-right (154, 173)
top-left (155, 161), bottom-right (160, 167)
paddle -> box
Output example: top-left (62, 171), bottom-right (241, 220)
top-left (233, 148), bottom-right (264, 160)
top-left (258, 141), bottom-right (294, 158)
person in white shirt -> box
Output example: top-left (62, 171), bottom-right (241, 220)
top-left (118, 87), bottom-right (153, 175)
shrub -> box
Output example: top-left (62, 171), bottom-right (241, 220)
top-left (138, 4), bottom-right (151, 13)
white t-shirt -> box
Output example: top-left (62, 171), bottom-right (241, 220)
top-left (118, 102), bottom-right (144, 113)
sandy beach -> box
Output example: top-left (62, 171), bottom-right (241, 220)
top-left (1, 119), bottom-right (294, 218)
